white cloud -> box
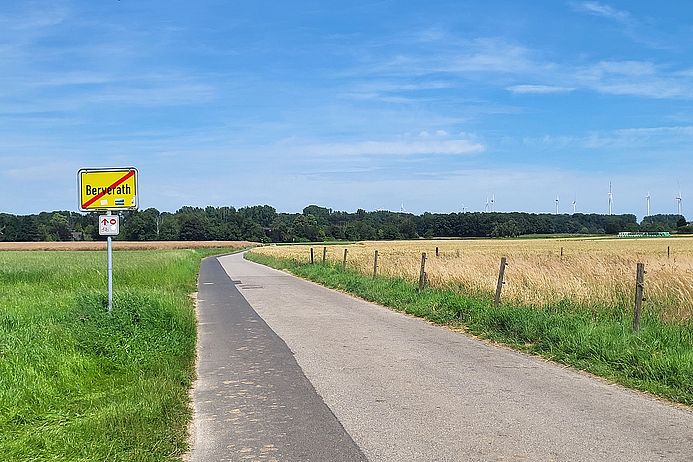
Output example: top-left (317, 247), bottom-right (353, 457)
top-left (0, 6), bottom-right (69, 33)
top-left (358, 37), bottom-right (542, 78)
top-left (341, 80), bottom-right (454, 104)
top-left (588, 60), bottom-right (656, 76)
top-left (295, 138), bottom-right (485, 157)
top-left (521, 125), bottom-right (693, 151)
top-left (569, 1), bottom-right (674, 50)
top-left (573, 60), bottom-right (690, 98)
top-left (351, 30), bottom-right (693, 100)
top-left (0, 2), bottom-right (218, 113)
top-left (507, 85), bottom-right (575, 94)
top-left (350, 81), bottom-right (453, 93)
top-left (570, 1), bottom-right (631, 23)
top-left (615, 126), bottom-right (693, 136)
top-left (444, 38), bottom-right (540, 75)
top-left (506, 59), bottom-right (693, 99)
top-left (413, 27), bottom-right (448, 43)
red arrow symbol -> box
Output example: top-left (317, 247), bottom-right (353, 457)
top-left (102, 219), bottom-right (108, 225)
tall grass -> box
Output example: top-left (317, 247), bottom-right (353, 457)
top-left (0, 249), bottom-right (226, 461)
top-left (246, 251), bottom-right (693, 406)
top-left (255, 237), bottom-right (693, 321)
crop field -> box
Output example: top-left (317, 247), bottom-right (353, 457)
top-left (249, 237), bottom-right (693, 405)
top-left (255, 237), bottom-right (693, 322)
top-left (0, 240), bottom-right (254, 251)
top-left (0, 248), bottom-right (237, 461)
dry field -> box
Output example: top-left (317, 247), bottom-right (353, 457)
top-left (0, 241), bottom-right (255, 251)
top-left (254, 237), bottom-right (693, 321)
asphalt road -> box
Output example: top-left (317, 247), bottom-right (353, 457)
top-left (209, 251), bottom-right (693, 462)
top-left (188, 256), bottom-right (366, 462)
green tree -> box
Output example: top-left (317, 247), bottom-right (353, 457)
top-left (158, 215), bottom-right (180, 240)
top-left (123, 211), bottom-right (158, 241)
top-left (269, 220), bottom-right (292, 242)
top-left (179, 215), bottom-right (211, 241)
top-left (17, 216), bottom-right (43, 242)
top-left (292, 214), bottom-right (322, 241)
top-left (48, 213), bottom-right (71, 241)
top-left (398, 217), bottom-right (418, 239)
top-left (238, 205), bottom-right (277, 227)
top-left (303, 205), bottom-right (331, 226)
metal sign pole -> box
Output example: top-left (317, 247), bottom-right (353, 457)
top-left (79, 166), bottom-right (134, 312)
top-left (107, 210), bottom-right (113, 312)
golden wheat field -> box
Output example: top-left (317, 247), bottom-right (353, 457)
top-left (254, 237), bottom-right (693, 321)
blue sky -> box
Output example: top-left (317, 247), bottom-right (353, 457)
top-left (1, 1), bottom-right (692, 217)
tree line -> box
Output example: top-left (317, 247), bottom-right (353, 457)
top-left (0, 205), bottom-right (690, 243)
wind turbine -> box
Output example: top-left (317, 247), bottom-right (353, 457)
top-left (490, 194), bottom-right (495, 212)
top-left (461, 202), bottom-right (466, 213)
top-left (646, 192), bottom-right (651, 217)
top-left (484, 197), bottom-right (490, 212)
top-left (400, 201), bottom-right (405, 213)
top-left (608, 182), bottom-right (613, 215)
top-left (676, 190), bottom-right (683, 215)
top-left (555, 195), bottom-right (560, 214)
top-left (572, 196), bottom-right (577, 214)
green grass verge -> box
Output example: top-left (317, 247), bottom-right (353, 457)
top-left (246, 251), bottom-right (693, 407)
top-left (0, 248), bottom-right (236, 461)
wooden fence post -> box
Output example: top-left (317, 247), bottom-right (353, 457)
top-left (418, 252), bottom-right (427, 291)
top-left (667, 246), bottom-right (670, 259)
top-left (633, 262), bottom-right (645, 332)
top-left (310, 247), bottom-right (314, 264)
top-left (373, 250), bottom-right (379, 278)
top-left (494, 257), bottom-right (508, 306)
top-left (560, 247), bottom-right (564, 260)
top-left (342, 248), bottom-right (348, 270)
top-left (322, 246), bottom-right (327, 264)
top-left (435, 246), bottom-right (439, 257)
top-left (456, 249), bottom-right (460, 258)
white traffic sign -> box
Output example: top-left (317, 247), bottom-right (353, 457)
top-left (99, 215), bottom-right (120, 236)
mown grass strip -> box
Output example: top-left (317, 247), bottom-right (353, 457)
top-left (0, 248), bottom-right (238, 462)
top-left (245, 252), bottom-right (693, 407)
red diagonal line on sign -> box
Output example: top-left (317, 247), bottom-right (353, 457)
top-left (82, 170), bottom-right (135, 209)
